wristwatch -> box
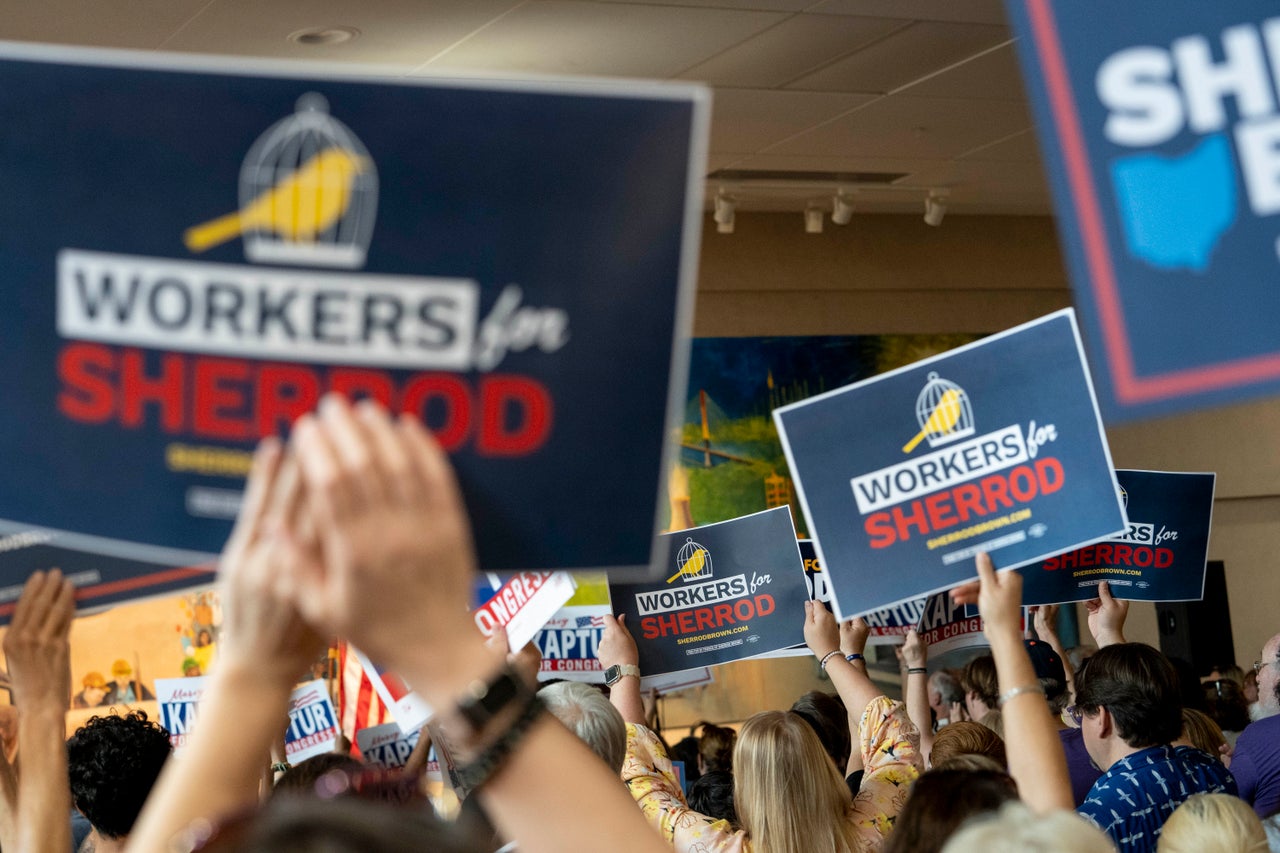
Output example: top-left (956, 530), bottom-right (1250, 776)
top-left (604, 664), bottom-right (641, 686)
top-left (456, 664), bottom-right (531, 735)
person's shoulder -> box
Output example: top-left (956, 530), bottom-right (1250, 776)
top-left (1239, 711), bottom-right (1280, 744)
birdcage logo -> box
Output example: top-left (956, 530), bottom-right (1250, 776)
top-left (902, 372), bottom-right (975, 454)
top-left (1118, 485), bottom-right (1129, 511)
top-left (237, 92), bottom-right (378, 268)
top-left (672, 538), bottom-right (714, 584)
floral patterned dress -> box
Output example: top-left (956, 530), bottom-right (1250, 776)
top-left (622, 696), bottom-right (921, 853)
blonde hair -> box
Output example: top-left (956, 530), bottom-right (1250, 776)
top-left (942, 802), bottom-right (1114, 853)
top-left (734, 711), bottom-right (859, 853)
top-left (929, 721), bottom-right (1006, 769)
top-left (1157, 793), bottom-right (1268, 853)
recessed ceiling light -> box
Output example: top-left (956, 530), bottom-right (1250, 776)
top-left (287, 26), bottom-right (361, 46)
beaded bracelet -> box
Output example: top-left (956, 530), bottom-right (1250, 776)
top-left (907, 667), bottom-right (928, 675)
top-left (819, 649), bottom-right (843, 670)
top-left (456, 694), bottom-right (547, 793)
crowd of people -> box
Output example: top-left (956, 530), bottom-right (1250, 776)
top-left (0, 396), bottom-right (1277, 852)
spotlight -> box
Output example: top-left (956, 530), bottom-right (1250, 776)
top-left (924, 190), bottom-right (949, 227)
top-left (831, 192), bottom-right (855, 226)
top-left (804, 204), bottom-right (824, 234)
top-left (713, 191), bottom-right (736, 234)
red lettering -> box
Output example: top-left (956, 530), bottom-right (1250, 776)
top-left (401, 374), bottom-right (471, 451)
top-left (734, 599), bottom-right (754, 621)
top-left (57, 343), bottom-right (114, 422)
top-left (1079, 546), bottom-right (1094, 568)
top-left (980, 475), bottom-right (1013, 510)
top-left (924, 491), bottom-right (958, 530)
top-left (1008, 465), bottom-right (1037, 502)
top-left (256, 365), bottom-right (321, 436)
top-left (478, 376), bottom-right (552, 456)
top-left (1095, 544), bottom-right (1113, 564)
top-left (1155, 548), bottom-right (1174, 568)
top-left (891, 502), bottom-right (929, 543)
top-left (193, 358), bottom-right (251, 440)
top-left (678, 610), bottom-right (696, 633)
top-left (754, 594), bottom-right (775, 616)
top-left (952, 483), bottom-right (984, 521)
top-left (330, 369), bottom-right (396, 408)
top-left (1132, 547), bottom-right (1153, 567)
top-left (713, 603), bottom-right (733, 624)
top-left (120, 350), bottom-right (185, 432)
top-left (1113, 544), bottom-right (1133, 565)
top-left (866, 513), bottom-right (896, 549)
top-left (641, 616), bottom-right (658, 640)
top-left (1035, 457), bottom-right (1065, 495)
top-left (1043, 555), bottom-right (1060, 570)
top-left (695, 609), bottom-right (714, 631)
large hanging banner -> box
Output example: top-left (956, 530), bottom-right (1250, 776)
top-left (609, 507), bottom-right (809, 678)
top-left (1021, 469), bottom-right (1216, 604)
top-left (1005, 1), bottom-right (1280, 420)
top-left (775, 310), bottom-right (1126, 620)
top-left (0, 44), bottom-right (707, 623)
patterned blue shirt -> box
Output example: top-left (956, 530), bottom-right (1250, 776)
top-left (1077, 745), bottom-right (1236, 853)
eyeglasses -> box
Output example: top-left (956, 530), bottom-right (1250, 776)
top-left (1066, 705), bottom-right (1084, 727)
top-left (1253, 659), bottom-right (1278, 675)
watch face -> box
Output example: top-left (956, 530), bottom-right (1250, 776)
top-left (604, 665), bottom-right (621, 685)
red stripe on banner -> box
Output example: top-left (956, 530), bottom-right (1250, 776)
top-left (1025, 0), bottom-right (1280, 403)
top-left (0, 563), bottom-right (216, 618)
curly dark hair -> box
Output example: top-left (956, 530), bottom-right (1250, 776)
top-left (66, 710), bottom-right (173, 838)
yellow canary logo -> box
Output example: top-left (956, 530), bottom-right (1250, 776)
top-left (667, 547), bottom-right (709, 584)
top-left (183, 146), bottom-right (370, 254)
top-left (902, 387), bottom-right (963, 454)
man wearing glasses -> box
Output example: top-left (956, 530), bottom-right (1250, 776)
top-left (1232, 633), bottom-right (1280, 817)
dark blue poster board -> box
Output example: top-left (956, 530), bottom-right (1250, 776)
top-left (1005, 1), bottom-right (1280, 420)
top-left (0, 45), bottom-right (707, 622)
top-left (609, 507), bottom-right (808, 677)
top-left (774, 310), bottom-right (1126, 620)
top-left (1021, 469), bottom-right (1216, 604)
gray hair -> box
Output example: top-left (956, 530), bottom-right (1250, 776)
top-left (930, 670), bottom-right (964, 706)
top-left (538, 681), bottom-right (627, 775)
top-left (942, 802), bottom-right (1115, 853)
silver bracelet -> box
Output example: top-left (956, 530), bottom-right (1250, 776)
top-left (997, 683), bottom-right (1045, 707)
top-left (819, 649), bottom-right (842, 670)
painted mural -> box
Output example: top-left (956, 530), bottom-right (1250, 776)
top-left (664, 334), bottom-right (983, 536)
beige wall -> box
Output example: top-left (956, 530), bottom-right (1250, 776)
top-left (661, 211), bottom-right (1280, 727)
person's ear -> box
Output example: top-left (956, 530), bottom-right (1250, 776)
top-left (1092, 705), bottom-right (1115, 740)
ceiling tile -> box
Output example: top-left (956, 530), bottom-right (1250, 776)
top-left (0, 0), bottom-right (214, 49)
top-left (162, 0), bottom-right (522, 66)
top-left (709, 88), bottom-right (875, 154)
top-left (809, 0), bottom-right (1008, 26)
top-left (418, 2), bottom-right (786, 78)
top-left (766, 94), bottom-right (1032, 159)
top-left (786, 21), bottom-right (1010, 93)
top-left (678, 14), bottom-right (909, 88)
top-left (961, 128), bottom-right (1042, 163)
top-left (898, 41), bottom-right (1023, 100)
top-left (719, 153), bottom-right (942, 174)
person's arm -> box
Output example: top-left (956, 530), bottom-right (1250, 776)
top-left (3, 570), bottom-right (76, 853)
top-left (1083, 581), bottom-right (1127, 648)
top-left (900, 628), bottom-right (934, 761)
top-left (283, 397), bottom-right (671, 853)
top-left (128, 440), bottom-right (328, 852)
top-left (600, 614), bottom-right (644, 726)
top-left (951, 554), bottom-right (1073, 813)
top-left (1032, 604), bottom-right (1075, 705)
top-left (810, 607), bottom-right (885, 776)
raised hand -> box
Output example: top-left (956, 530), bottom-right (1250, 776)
top-left (599, 614), bottom-right (639, 671)
top-left (1084, 581), bottom-right (1128, 647)
top-left (804, 600), bottom-right (841, 659)
top-left (950, 553), bottom-right (1021, 642)
top-left (901, 628), bottom-right (927, 669)
top-left (840, 616), bottom-right (870, 657)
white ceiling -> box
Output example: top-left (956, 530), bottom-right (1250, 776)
top-left (0, 0), bottom-right (1051, 215)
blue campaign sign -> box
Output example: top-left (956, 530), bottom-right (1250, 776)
top-left (0, 45), bottom-right (706, 621)
top-left (609, 507), bottom-right (809, 677)
top-left (1005, 2), bottom-right (1280, 420)
top-left (798, 539), bottom-right (923, 646)
top-left (774, 310), bottom-right (1126, 620)
top-left (1021, 470), bottom-right (1216, 604)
